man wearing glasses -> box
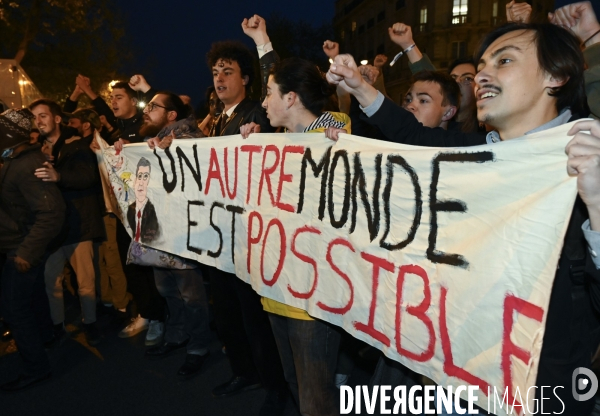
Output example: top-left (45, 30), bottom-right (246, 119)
top-left (130, 92), bottom-right (212, 381)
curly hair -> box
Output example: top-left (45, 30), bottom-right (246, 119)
top-left (206, 41), bottom-right (256, 91)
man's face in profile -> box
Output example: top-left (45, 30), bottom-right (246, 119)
top-left (135, 165), bottom-right (150, 203)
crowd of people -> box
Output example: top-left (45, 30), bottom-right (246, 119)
top-left (2, 1), bottom-right (600, 415)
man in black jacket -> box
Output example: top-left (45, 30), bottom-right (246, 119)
top-left (65, 75), bottom-right (156, 145)
top-left (208, 41), bottom-right (272, 137)
top-left (67, 108), bottom-right (133, 322)
top-left (327, 23), bottom-right (600, 415)
top-left (66, 107), bottom-right (100, 145)
top-left (30, 99), bottom-right (105, 347)
top-left (205, 40), bottom-right (288, 414)
top-left (0, 108), bottom-right (65, 391)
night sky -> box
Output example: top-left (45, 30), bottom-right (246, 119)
top-left (119, 0), bottom-right (335, 110)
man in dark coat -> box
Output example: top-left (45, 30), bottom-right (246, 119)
top-left (0, 108), bottom-right (65, 391)
top-left (64, 75), bottom-right (157, 145)
top-left (207, 41), bottom-right (272, 137)
top-left (326, 22), bottom-right (600, 415)
top-left (205, 39), bottom-right (288, 414)
top-left (30, 99), bottom-right (104, 347)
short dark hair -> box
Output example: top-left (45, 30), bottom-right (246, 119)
top-left (270, 57), bottom-right (335, 117)
top-left (154, 91), bottom-right (190, 121)
top-left (136, 156), bottom-right (151, 176)
top-left (448, 57), bottom-right (476, 75)
top-left (410, 70), bottom-right (461, 109)
top-left (111, 81), bottom-right (137, 100)
top-left (29, 99), bottom-right (63, 119)
top-left (475, 23), bottom-right (588, 115)
top-left (206, 41), bottom-right (255, 91)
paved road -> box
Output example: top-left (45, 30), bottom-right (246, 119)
top-left (0, 292), bottom-right (374, 416)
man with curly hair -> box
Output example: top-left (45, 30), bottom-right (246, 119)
top-left (205, 41), bottom-right (288, 415)
top-left (206, 41), bottom-right (271, 136)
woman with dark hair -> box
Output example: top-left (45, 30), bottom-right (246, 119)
top-left (241, 57), bottom-right (349, 136)
top-left (241, 18), bottom-right (349, 414)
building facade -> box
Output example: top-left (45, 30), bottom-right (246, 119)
top-left (333, 0), bottom-right (555, 102)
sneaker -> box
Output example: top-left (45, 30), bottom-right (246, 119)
top-left (145, 320), bottom-right (164, 346)
top-left (118, 314), bottom-right (148, 338)
top-left (83, 322), bottom-right (101, 347)
top-left (335, 373), bottom-right (349, 389)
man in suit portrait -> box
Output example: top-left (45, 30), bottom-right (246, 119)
top-left (127, 157), bottom-right (159, 244)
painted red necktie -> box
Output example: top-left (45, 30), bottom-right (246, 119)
top-left (135, 210), bottom-right (141, 242)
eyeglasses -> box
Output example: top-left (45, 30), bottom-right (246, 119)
top-left (136, 172), bottom-right (150, 181)
top-left (144, 102), bottom-right (169, 112)
top-left (452, 74), bottom-right (475, 85)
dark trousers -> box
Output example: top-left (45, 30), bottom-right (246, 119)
top-left (368, 355), bottom-right (423, 416)
top-left (116, 221), bottom-right (164, 321)
top-left (1, 252), bottom-right (53, 376)
top-left (210, 267), bottom-right (285, 391)
top-left (269, 313), bottom-right (341, 416)
top-left (154, 267), bottom-right (210, 354)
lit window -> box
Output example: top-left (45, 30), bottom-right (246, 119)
top-left (492, 1), bottom-right (498, 24)
top-left (420, 6), bottom-right (428, 31)
top-left (452, 0), bottom-right (468, 24)
top-left (352, 21), bottom-right (357, 31)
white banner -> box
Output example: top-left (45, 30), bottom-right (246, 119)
top-left (99, 122), bottom-right (578, 415)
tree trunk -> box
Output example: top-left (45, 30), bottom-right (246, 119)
top-left (14, 0), bottom-right (42, 64)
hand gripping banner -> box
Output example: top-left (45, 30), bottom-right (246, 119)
top-left (97, 122), bottom-right (579, 415)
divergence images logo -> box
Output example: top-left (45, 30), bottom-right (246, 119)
top-left (572, 367), bottom-right (598, 401)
